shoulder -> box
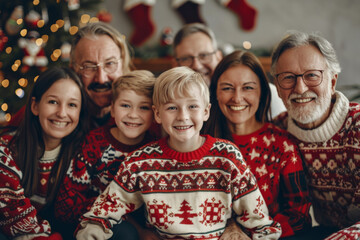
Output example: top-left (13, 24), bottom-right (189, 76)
top-left (126, 140), bottom-right (162, 160)
top-left (272, 111), bottom-right (289, 130)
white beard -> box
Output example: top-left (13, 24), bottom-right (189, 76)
top-left (286, 88), bottom-right (332, 124)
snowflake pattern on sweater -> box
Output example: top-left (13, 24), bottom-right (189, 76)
top-left (274, 91), bottom-right (360, 239)
top-left (0, 134), bottom-right (59, 238)
top-left (232, 123), bottom-right (311, 237)
top-left (78, 135), bottom-right (282, 240)
top-left (55, 125), bottom-right (155, 224)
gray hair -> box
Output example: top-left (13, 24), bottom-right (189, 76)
top-left (271, 30), bottom-right (341, 77)
top-left (173, 23), bottom-right (218, 56)
top-left (70, 22), bottom-right (133, 74)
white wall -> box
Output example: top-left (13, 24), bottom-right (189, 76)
top-left (104, 0), bottom-right (360, 88)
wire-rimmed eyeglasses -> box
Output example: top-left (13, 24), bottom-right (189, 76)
top-left (276, 69), bottom-right (324, 90)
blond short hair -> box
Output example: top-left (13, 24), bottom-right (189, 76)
top-left (153, 66), bottom-right (209, 107)
top-left (112, 70), bottom-right (155, 101)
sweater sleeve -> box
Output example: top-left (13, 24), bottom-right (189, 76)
top-left (76, 162), bottom-right (143, 240)
top-left (276, 137), bottom-right (312, 237)
top-left (54, 145), bottom-right (100, 224)
top-left (232, 167), bottom-right (282, 240)
top-left (0, 142), bottom-right (51, 238)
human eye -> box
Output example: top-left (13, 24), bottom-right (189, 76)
top-left (48, 99), bottom-right (58, 105)
top-left (304, 71), bottom-right (321, 81)
top-left (189, 104), bottom-right (199, 109)
top-left (220, 86), bottom-right (234, 91)
top-left (69, 102), bottom-right (78, 108)
top-left (166, 105), bottom-right (177, 111)
top-left (120, 104), bottom-right (131, 108)
top-left (244, 86), bottom-right (254, 90)
top-left (140, 105), bottom-right (151, 110)
top-left (280, 73), bottom-right (295, 82)
top-left (82, 64), bottom-right (97, 71)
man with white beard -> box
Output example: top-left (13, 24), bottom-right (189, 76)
top-left (271, 30), bottom-right (360, 240)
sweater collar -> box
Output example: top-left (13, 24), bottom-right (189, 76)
top-left (287, 91), bottom-right (349, 142)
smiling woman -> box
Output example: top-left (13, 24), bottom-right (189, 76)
top-left (0, 67), bottom-right (90, 239)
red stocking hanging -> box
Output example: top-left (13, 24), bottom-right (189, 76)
top-left (226, 0), bottom-right (258, 31)
top-left (126, 3), bottom-right (155, 47)
top-left (175, 1), bottom-right (205, 24)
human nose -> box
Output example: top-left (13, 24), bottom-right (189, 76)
top-left (57, 104), bottom-right (67, 118)
top-left (293, 75), bottom-right (309, 94)
top-left (177, 108), bottom-right (189, 121)
top-left (94, 65), bottom-right (109, 84)
top-left (127, 108), bottom-right (138, 118)
top-left (191, 56), bottom-right (203, 70)
top-left (232, 89), bottom-right (243, 103)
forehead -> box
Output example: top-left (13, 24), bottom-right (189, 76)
top-left (175, 32), bottom-right (214, 56)
top-left (43, 78), bottom-right (81, 99)
top-left (115, 89), bottom-right (151, 101)
top-left (276, 45), bottom-right (326, 73)
top-left (219, 65), bottom-right (259, 84)
top-left (74, 35), bottom-right (121, 63)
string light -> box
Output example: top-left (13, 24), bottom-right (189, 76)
top-left (37, 19), bottom-right (45, 28)
top-left (5, 113), bottom-right (11, 122)
top-left (33, 0), bottom-right (40, 5)
top-left (20, 29), bottom-right (27, 37)
top-left (5, 47), bottom-right (12, 54)
top-left (56, 19), bottom-right (65, 28)
top-left (81, 14), bottom-right (91, 23)
top-left (15, 88), bottom-right (25, 98)
top-left (18, 78), bottom-right (28, 87)
top-left (2, 79), bottom-right (9, 88)
top-left (1, 103), bottom-right (8, 112)
top-left (243, 41), bottom-right (252, 49)
top-left (69, 26), bottom-right (78, 35)
top-left (50, 24), bottom-right (59, 32)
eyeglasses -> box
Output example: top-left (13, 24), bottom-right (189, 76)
top-left (276, 69), bottom-right (324, 89)
top-left (78, 59), bottom-right (121, 79)
top-left (176, 51), bottom-right (216, 66)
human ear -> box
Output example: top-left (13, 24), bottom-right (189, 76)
top-left (331, 73), bottom-right (338, 95)
top-left (110, 102), bottom-right (115, 118)
top-left (152, 105), bottom-right (162, 124)
top-left (203, 103), bottom-right (211, 121)
top-left (30, 97), bottom-right (39, 116)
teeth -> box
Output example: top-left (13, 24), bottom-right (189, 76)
top-left (230, 105), bottom-right (246, 111)
top-left (52, 121), bottom-right (67, 127)
top-left (125, 123), bottom-right (141, 127)
top-left (294, 98), bottom-right (312, 103)
top-left (175, 126), bottom-right (191, 130)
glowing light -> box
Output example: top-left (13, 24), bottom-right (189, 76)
top-left (11, 64), bottom-right (19, 72)
top-left (34, 75), bottom-right (39, 82)
top-left (16, 19), bottom-right (23, 25)
top-left (1, 103), bottom-right (8, 111)
top-left (42, 35), bottom-right (49, 43)
top-left (51, 24), bottom-right (59, 32)
top-left (243, 41), bottom-right (252, 50)
top-left (6, 47), bottom-right (12, 54)
top-left (37, 20), bottom-right (45, 28)
top-left (51, 54), bottom-right (58, 62)
top-left (5, 113), bottom-right (11, 122)
top-left (80, 14), bottom-right (90, 23)
top-left (33, 0), bottom-right (40, 5)
top-left (53, 49), bottom-right (61, 58)
top-left (56, 20), bottom-right (64, 28)
top-left (20, 29), bottom-right (27, 37)
top-left (36, 38), bottom-right (43, 46)
top-left (89, 17), bottom-right (99, 23)
top-left (18, 78), bottom-right (27, 87)
top-left (14, 59), bottom-right (21, 67)
top-left (2, 79), bottom-right (10, 88)
top-left (15, 88), bottom-right (25, 98)
top-left (69, 26), bottom-right (78, 35)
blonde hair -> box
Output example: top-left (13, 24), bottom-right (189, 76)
top-left (153, 66), bottom-right (209, 107)
top-left (112, 70), bottom-right (155, 101)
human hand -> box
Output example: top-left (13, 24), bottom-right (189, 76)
top-left (324, 222), bottom-right (360, 240)
top-left (220, 219), bottom-right (251, 240)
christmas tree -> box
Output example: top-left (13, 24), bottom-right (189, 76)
top-left (0, 0), bottom-right (111, 124)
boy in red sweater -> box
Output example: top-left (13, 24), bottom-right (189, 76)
top-left (55, 70), bottom-right (158, 239)
top-left (76, 66), bottom-right (282, 240)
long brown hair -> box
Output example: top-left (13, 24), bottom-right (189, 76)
top-left (203, 50), bottom-right (271, 141)
top-left (8, 67), bottom-right (90, 203)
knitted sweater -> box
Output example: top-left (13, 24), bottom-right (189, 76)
top-left (274, 91), bottom-right (360, 230)
top-left (0, 134), bottom-right (60, 239)
top-left (55, 125), bottom-right (155, 224)
top-left (77, 135), bottom-right (282, 240)
top-left (232, 123), bottom-right (311, 237)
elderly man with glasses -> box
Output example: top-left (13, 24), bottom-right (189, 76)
top-left (71, 22), bottom-right (133, 127)
top-left (272, 30), bottom-right (360, 240)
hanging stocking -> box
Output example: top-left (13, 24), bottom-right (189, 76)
top-left (225, 0), bottom-right (258, 31)
top-left (126, 3), bottom-right (155, 47)
top-left (175, 1), bottom-right (205, 24)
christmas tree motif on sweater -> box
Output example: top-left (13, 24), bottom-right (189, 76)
top-left (175, 200), bottom-right (198, 224)
top-left (199, 197), bottom-right (226, 226)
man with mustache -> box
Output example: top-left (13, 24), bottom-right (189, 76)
top-left (70, 22), bottom-right (133, 127)
top-left (271, 30), bottom-right (360, 239)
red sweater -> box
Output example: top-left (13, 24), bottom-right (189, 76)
top-left (232, 123), bottom-right (311, 237)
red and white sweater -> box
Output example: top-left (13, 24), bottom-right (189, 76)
top-left (232, 123), bottom-right (311, 237)
top-left (0, 134), bottom-right (60, 239)
top-left (77, 135), bottom-right (282, 240)
top-left (275, 91), bottom-right (360, 239)
top-left (55, 125), bottom-right (155, 224)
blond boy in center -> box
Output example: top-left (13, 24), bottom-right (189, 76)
top-left (76, 67), bottom-right (282, 240)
